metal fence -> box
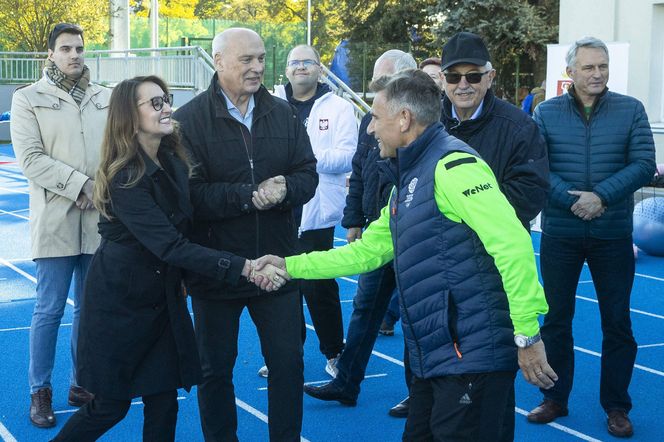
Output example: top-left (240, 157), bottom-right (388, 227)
top-left (0, 46), bottom-right (216, 93)
top-left (0, 46), bottom-right (369, 117)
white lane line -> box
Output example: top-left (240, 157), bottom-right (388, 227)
top-left (576, 295), bottom-right (664, 320)
top-left (634, 272), bottom-right (664, 282)
top-left (0, 208), bottom-right (28, 220)
top-left (235, 398), bottom-right (311, 442)
top-left (515, 408), bottom-right (602, 441)
top-left (574, 346), bottom-right (664, 377)
top-left (0, 186), bottom-right (28, 195)
top-left (258, 373), bottom-right (388, 391)
top-left (0, 323), bottom-right (72, 333)
top-left (0, 421), bottom-right (17, 442)
top-left (0, 257), bottom-right (36, 283)
top-left (0, 257), bottom-right (74, 307)
top-left (638, 343), bottom-right (664, 349)
top-left (55, 397), bottom-right (188, 415)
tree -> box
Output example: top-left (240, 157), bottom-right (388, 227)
top-left (0, 0), bottom-right (111, 51)
top-left (193, 0), bottom-right (347, 65)
top-left (430, 0), bottom-right (558, 102)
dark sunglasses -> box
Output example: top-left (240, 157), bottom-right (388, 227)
top-left (137, 93), bottom-right (173, 111)
top-left (443, 71), bottom-right (490, 84)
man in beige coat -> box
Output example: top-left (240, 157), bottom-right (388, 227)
top-left (10, 23), bottom-right (110, 429)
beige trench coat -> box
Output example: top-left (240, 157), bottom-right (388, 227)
top-left (10, 76), bottom-right (111, 259)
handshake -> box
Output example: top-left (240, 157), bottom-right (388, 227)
top-left (242, 255), bottom-right (291, 292)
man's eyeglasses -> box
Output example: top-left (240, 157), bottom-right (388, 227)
top-left (137, 93), bottom-right (173, 111)
top-left (287, 59), bottom-right (319, 69)
top-left (443, 71), bottom-right (490, 84)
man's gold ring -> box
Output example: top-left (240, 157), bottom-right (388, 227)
top-left (273, 275), bottom-right (280, 282)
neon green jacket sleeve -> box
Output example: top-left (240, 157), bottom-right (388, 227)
top-left (286, 151), bottom-right (548, 336)
top-left (434, 152), bottom-right (548, 336)
top-left (286, 198), bottom-right (394, 278)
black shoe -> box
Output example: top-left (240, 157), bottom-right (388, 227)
top-left (379, 321), bottom-right (395, 336)
top-left (29, 387), bottom-right (56, 428)
top-left (388, 396), bottom-right (409, 418)
top-left (68, 385), bottom-right (94, 407)
top-left (303, 382), bottom-right (357, 406)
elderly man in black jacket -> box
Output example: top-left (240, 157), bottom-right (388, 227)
top-left (440, 32), bottom-right (549, 230)
top-left (173, 28), bottom-right (318, 442)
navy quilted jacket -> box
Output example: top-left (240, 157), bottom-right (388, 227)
top-left (342, 113), bottom-right (394, 228)
top-left (534, 87), bottom-right (656, 239)
top-left (384, 123), bottom-right (517, 378)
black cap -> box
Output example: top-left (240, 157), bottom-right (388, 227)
top-left (440, 32), bottom-right (490, 71)
top-left (48, 23), bottom-right (84, 50)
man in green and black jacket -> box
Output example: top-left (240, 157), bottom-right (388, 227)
top-left (257, 70), bottom-right (556, 441)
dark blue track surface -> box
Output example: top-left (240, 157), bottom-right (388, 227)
top-left (1, 143), bottom-right (662, 441)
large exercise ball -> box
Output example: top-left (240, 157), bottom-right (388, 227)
top-left (633, 197), bottom-right (664, 257)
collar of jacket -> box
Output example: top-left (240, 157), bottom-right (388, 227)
top-left (441, 88), bottom-right (495, 135)
top-left (380, 122), bottom-right (446, 185)
top-left (36, 75), bottom-right (104, 109)
top-left (207, 73), bottom-right (276, 122)
top-left (566, 83), bottom-right (609, 118)
top-left (139, 147), bottom-right (161, 177)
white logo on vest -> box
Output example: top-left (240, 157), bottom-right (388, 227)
top-left (405, 177), bottom-right (418, 207)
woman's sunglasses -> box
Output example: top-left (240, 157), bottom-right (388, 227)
top-left (137, 93), bottom-right (174, 111)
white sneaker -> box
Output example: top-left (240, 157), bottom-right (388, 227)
top-left (325, 354), bottom-right (340, 378)
top-left (257, 365), bottom-right (269, 378)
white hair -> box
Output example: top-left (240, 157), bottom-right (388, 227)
top-left (375, 49), bottom-right (417, 74)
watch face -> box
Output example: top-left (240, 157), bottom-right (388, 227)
top-left (514, 335), bottom-right (526, 348)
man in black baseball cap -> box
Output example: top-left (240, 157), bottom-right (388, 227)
top-left (439, 31), bottom-right (551, 441)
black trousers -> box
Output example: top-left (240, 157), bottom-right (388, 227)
top-left (51, 390), bottom-right (178, 442)
top-left (403, 371), bottom-right (516, 442)
top-left (192, 291), bottom-right (303, 442)
top-left (299, 227), bottom-right (345, 359)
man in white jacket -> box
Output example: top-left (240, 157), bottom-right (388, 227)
top-left (272, 44), bottom-right (358, 376)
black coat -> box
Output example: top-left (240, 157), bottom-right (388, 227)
top-left (441, 89), bottom-right (550, 229)
top-left (77, 147), bottom-right (245, 400)
top-left (173, 76), bottom-right (318, 299)
top-left (341, 113), bottom-right (394, 229)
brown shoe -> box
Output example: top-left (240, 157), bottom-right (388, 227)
top-left (29, 387), bottom-right (56, 428)
top-left (607, 410), bottom-right (634, 438)
top-left (526, 399), bottom-right (568, 424)
top-left (68, 385), bottom-right (95, 407)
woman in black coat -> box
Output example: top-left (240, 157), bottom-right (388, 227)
top-left (52, 76), bottom-right (286, 442)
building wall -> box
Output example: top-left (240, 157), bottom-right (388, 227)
top-left (559, 0), bottom-right (664, 163)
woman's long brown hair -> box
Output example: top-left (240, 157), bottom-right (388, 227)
top-left (93, 75), bottom-right (191, 219)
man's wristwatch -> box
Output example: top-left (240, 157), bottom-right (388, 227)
top-left (514, 333), bottom-right (541, 348)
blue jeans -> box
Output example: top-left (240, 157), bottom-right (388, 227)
top-left (382, 289), bottom-right (400, 327)
top-left (332, 263), bottom-right (396, 398)
top-left (29, 254), bottom-right (92, 393)
top-left (539, 234), bottom-right (637, 412)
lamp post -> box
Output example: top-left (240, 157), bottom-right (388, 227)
top-left (151, 0), bottom-right (159, 48)
top-left (307, 0), bottom-right (311, 45)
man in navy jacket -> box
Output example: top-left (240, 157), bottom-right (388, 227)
top-left (527, 37), bottom-right (656, 438)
